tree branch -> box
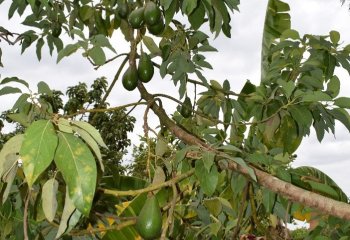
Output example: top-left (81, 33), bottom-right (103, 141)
top-left (137, 82), bottom-right (350, 221)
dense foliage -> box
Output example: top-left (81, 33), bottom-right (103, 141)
top-left (1, 0), bottom-right (350, 239)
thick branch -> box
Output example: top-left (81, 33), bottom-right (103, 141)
top-left (137, 82), bottom-right (350, 221)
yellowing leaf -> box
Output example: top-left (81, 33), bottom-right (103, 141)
top-left (54, 132), bottom-right (97, 216)
top-left (20, 120), bottom-right (58, 187)
top-left (42, 178), bottom-right (59, 222)
top-left (0, 134), bottom-right (23, 178)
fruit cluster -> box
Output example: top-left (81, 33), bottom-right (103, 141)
top-left (122, 51), bottom-right (154, 91)
top-left (117, 0), bottom-right (165, 35)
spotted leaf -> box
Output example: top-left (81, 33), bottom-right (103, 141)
top-left (54, 132), bottom-right (97, 215)
top-left (20, 120), bottom-right (58, 187)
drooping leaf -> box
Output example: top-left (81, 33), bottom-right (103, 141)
top-left (55, 189), bottom-right (82, 239)
top-left (54, 132), bottom-right (97, 215)
top-left (42, 178), bottom-right (59, 222)
top-left (1, 164), bottom-right (18, 203)
top-left (88, 46), bottom-right (106, 65)
top-left (155, 136), bottom-right (168, 157)
top-left (0, 77), bottom-right (29, 88)
top-left (37, 81), bottom-right (53, 96)
top-left (0, 86), bottom-right (22, 96)
top-left (0, 134), bottom-right (24, 178)
top-left (20, 120), bottom-right (58, 187)
top-left (142, 36), bottom-right (161, 56)
top-left (195, 160), bottom-right (218, 196)
top-left (71, 121), bottom-right (107, 148)
top-left (71, 126), bottom-right (104, 171)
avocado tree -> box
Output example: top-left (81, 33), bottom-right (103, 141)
top-left (1, 0), bottom-right (350, 239)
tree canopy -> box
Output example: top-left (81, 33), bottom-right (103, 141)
top-left (1, 0), bottom-right (350, 239)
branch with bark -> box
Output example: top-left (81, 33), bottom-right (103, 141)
top-left (136, 82), bottom-right (350, 221)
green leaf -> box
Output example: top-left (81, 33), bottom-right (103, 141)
top-left (142, 36), bottom-right (161, 56)
top-left (155, 136), bottom-right (168, 157)
top-left (182, 0), bottom-right (198, 15)
top-left (327, 75), bottom-right (340, 98)
top-left (0, 134), bottom-right (23, 178)
top-left (188, 1), bottom-right (205, 30)
top-left (56, 189), bottom-right (82, 239)
top-left (71, 121), bottom-right (107, 148)
top-left (37, 81), bottom-right (53, 96)
top-left (151, 166), bottom-right (166, 194)
top-left (334, 97), bottom-right (350, 109)
top-left (7, 113), bottom-right (30, 127)
top-left (217, 145), bottom-right (242, 153)
top-left (88, 46), bottom-right (106, 65)
top-left (90, 34), bottom-right (116, 53)
top-left (57, 43), bottom-right (80, 63)
top-left (263, 188), bottom-right (276, 213)
top-left (330, 108), bottom-right (350, 132)
top-left (228, 157), bottom-right (256, 181)
top-left (202, 151), bottom-right (215, 172)
top-left (281, 29), bottom-right (300, 40)
top-left (2, 165), bottom-right (18, 203)
top-left (54, 132), bottom-right (97, 215)
top-left (20, 120), bottom-right (58, 187)
top-left (36, 38), bottom-right (44, 61)
top-left (195, 160), bottom-right (218, 196)
top-left (0, 86), bottom-right (22, 96)
top-left (330, 30), bottom-right (340, 45)
top-left (72, 126), bottom-right (104, 172)
top-left (301, 91), bottom-right (332, 102)
top-left (42, 178), bottom-right (58, 222)
top-left (203, 198), bottom-right (222, 216)
top-left (58, 118), bottom-right (73, 133)
top-left (1, 77), bottom-right (29, 88)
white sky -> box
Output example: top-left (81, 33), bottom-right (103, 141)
top-left (1, 0), bottom-right (350, 196)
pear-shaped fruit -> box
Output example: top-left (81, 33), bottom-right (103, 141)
top-left (144, 1), bottom-right (161, 26)
top-left (128, 7), bottom-right (145, 29)
top-left (117, 2), bottom-right (129, 19)
top-left (138, 52), bottom-right (154, 83)
top-left (136, 195), bottom-right (162, 240)
top-left (122, 65), bottom-right (138, 91)
top-left (147, 17), bottom-right (165, 35)
top-left (180, 97), bottom-right (192, 118)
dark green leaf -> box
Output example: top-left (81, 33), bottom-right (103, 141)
top-left (327, 75), bottom-right (340, 98)
top-left (1, 77), bottom-right (29, 88)
top-left (37, 81), bottom-right (53, 96)
top-left (36, 38), bottom-right (44, 61)
top-left (0, 86), bottom-right (22, 95)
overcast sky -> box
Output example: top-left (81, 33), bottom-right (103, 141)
top-left (1, 0), bottom-right (350, 196)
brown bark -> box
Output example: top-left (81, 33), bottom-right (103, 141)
top-left (137, 83), bottom-right (350, 221)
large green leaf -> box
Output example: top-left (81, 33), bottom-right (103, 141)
top-left (195, 160), bottom-right (218, 196)
top-left (54, 132), bottom-right (97, 215)
top-left (20, 120), bottom-right (58, 187)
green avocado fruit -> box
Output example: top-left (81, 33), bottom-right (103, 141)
top-left (138, 52), bottom-right (154, 83)
top-left (136, 195), bottom-right (162, 240)
top-left (180, 97), bottom-right (192, 118)
top-left (128, 7), bottom-right (145, 29)
top-left (144, 1), bottom-right (161, 26)
top-left (122, 65), bottom-right (138, 91)
top-left (147, 17), bottom-right (165, 35)
top-left (117, 2), bottom-right (129, 19)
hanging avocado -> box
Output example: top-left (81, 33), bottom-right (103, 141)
top-left (180, 96), bottom-right (192, 118)
top-left (117, 2), bottom-right (129, 19)
top-left (122, 65), bottom-right (138, 91)
top-left (138, 52), bottom-right (154, 83)
top-left (144, 1), bottom-right (161, 26)
top-left (128, 7), bottom-right (145, 29)
top-left (136, 195), bottom-right (162, 240)
top-left (147, 17), bottom-right (165, 35)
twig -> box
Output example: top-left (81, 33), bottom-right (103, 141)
top-left (69, 219), bottom-right (136, 236)
top-left (232, 183), bottom-right (249, 239)
top-left (101, 169), bottom-right (194, 197)
top-left (161, 183), bottom-right (178, 239)
top-left (95, 53), bottom-right (129, 70)
top-left (23, 190), bottom-right (31, 240)
top-left (143, 100), bottom-right (155, 180)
